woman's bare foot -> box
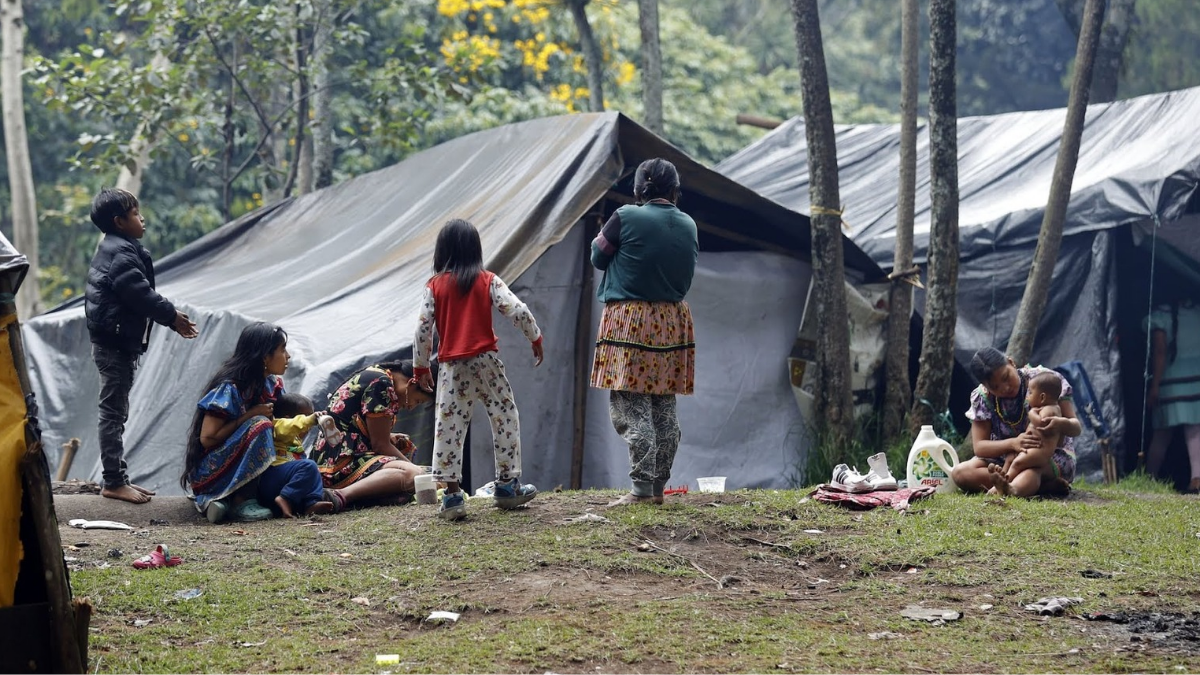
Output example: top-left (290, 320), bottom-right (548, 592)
top-left (988, 464), bottom-right (1012, 496)
top-left (130, 484), bottom-right (156, 496)
top-left (306, 501), bottom-right (335, 516)
top-left (274, 495), bottom-right (296, 518)
top-left (101, 484), bottom-right (151, 504)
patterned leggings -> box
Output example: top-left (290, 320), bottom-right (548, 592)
top-left (431, 352), bottom-right (523, 484)
top-left (609, 391), bottom-right (680, 497)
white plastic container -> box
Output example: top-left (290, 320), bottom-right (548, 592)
top-left (413, 474), bottom-right (437, 505)
top-left (905, 425), bottom-right (959, 494)
top-left (697, 476), bottom-right (727, 493)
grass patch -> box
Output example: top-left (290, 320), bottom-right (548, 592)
top-left (67, 488), bottom-right (1200, 673)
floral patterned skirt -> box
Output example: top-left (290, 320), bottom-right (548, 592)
top-left (590, 300), bottom-right (695, 396)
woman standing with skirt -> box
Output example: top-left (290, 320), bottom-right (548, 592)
top-left (591, 158), bottom-right (698, 507)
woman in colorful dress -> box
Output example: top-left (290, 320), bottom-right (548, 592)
top-left (950, 347), bottom-right (1084, 496)
top-left (590, 158), bottom-right (699, 507)
top-left (1144, 292), bottom-right (1200, 493)
top-left (183, 322), bottom-right (331, 523)
top-left (310, 360), bottom-right (434, 510)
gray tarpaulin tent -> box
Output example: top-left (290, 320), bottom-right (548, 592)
top-left (718, 87), bottom-right (1200, 479)
top-left (24, 112), bottom-right (881, 495)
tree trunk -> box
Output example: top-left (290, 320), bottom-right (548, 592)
top-left (1007, 0), bottom-right (1106, 367)
top-left (1055, 0), bottom-right (1135, 103)
top-left (882, 0), bottom-right (919, 442)
top-left (789, 0), bottom-right (854, 449)
top-left (221, 63), bottom-right (235, 222)
top-left (1, 0), bottom-right (40, 317)
top-left (567, 0), bottom-right (605, 112)
top-left (311, 1), bottom-right (335, 190)
top-left (114, 45), bottom-right (171, 195)
top-left (282, 4), bottom-right (309, 198)
top-left (637, 0), bottom-right (663, 134)
top-left (909, 0), bottom-right (959, 435)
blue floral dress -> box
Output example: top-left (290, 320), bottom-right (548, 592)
top-left (188, 376), bottom-right (281, 512)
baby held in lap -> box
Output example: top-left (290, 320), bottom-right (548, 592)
top-left (989, 372), bottom-right (1063, 495)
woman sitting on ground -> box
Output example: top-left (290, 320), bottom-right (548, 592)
top-left (310, 360), bottom-right (435, 510)
top-left (182, 322), bottom-right (332, 522)
top-left (950, 347), bottom-right (1083, 497)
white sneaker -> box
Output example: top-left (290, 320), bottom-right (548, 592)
top-left (831, 463), bottom-right (872, 493)
top-left (864, 452), bottom-right (898, 491)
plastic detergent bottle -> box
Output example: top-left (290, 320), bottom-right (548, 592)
top-left (906, 425), bottom-right (960, 493)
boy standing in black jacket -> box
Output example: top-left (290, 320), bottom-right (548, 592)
top-left (85, 188), bottom-right (198, 503)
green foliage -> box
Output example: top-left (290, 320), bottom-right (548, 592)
top-left (1122, 0), bottom-right (1200, 98)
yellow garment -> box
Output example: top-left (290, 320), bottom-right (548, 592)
top-left (0, 313), bottom-right (28, 607)
top-left (272, 414), bottom-right (317, 466)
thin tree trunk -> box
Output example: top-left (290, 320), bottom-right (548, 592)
top-left (567, 0), bottom-right (605, 112)
top-left (311, 1), bottom-right (334, 190)
top-left (883, 0), bottom-right (919, 442)
top-left (115, 45), bottom-right (171, 195)
top-left (282, 4), bottom-right (308, 198)
top-left (1055, 0), bottom-right (1135, 104)
top-left (637, 0), bottom-right (663, 134)
top-left (221, 56), bottom-right (235, 222)
top-left (789, 0), bottom-right (854, 449)
top-left (909, 0), bottom-right (959, 435)
top-left (1, 0), bottom-right (40, 317)
top-left (1007, 0), bottom-right (1106, 367)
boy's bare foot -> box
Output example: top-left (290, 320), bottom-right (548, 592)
top-left (130, 484), bottom-right (156, 496)
top-left (988, 464), bottom-right (1012, 496)
top-left (306, 501), bottom-right (335, 516)
top-left (274, 495), bottom-right (296, 518)
top-left (101, 484), bottom-right (151, 504)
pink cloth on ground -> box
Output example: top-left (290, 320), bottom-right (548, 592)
top-left (808, 484), bottom-right (937, 511)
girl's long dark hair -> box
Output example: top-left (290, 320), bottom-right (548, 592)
top-left (181, 322), bottom-right (287, 489)
top-left (633, 157), bottom-right (680, 203)
top-left (968, 346), bottom-right (1008, 385)
top-left (433, 218), bottom-right (484, 295)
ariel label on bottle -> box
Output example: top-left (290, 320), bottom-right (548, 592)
top-left (912, 450), bottom-right (948, 487)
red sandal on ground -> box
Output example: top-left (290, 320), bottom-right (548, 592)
top-left (132, 544), bottom-right (184, 569)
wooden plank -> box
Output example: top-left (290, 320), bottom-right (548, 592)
top-left (571, 216), bottom-right (599, 489)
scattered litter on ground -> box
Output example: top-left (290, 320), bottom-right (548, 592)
top-left (636, 542), bottom-right (654, 552)
top-left (238, 641), bottom-right (267, 647)
top-left (907, 568), bottom-right (920, 574)
top-left (901, 605), bottom-right (962, 625)
top-left (173, 588), bottom-right (203, 601)
top-left (868, 631), bottom-right (902, 640)
top-left (283, 549), bottom-right (298, 557)
top-left (63, 556), bottom-right (79, 563)
top-left (717, 575), bottom-right (742, 589)
top-left (979, 604), bottom-right (994, 611)
top-left (231, 530), bottom-right (250, 536)
top-left (69, 519), bottom-right (133, 531)
top-left (149, 519), bottom-right (169, 526)
top-left (62, 544), bottom-right (79, 551)
top-left (1024, 597), bottom-right (1083, 616)
top-left (133, 545), bottom-right (183, 569)
top-left (339, 552), bottom-right (353, 559)
top-left (73, 542), bottom-right (90, 548)
top-left (803, 529), bottom-right (822, 534)
top-left (351, 597), bottom-right (371, 606)
top-left (132, 619), bottom-right (152, 627)
top-left (376, 654), bottom-right (400, 665)
top-left (1080, 569), bottom-right (1113, 579)
top-left (107, 548), bottom-right (123, 558)
top-left (1084, 611), bottom-right (1200, 645)
top-left (426, 611), bottom-right (460, 624)
top-left (563, 513), bottom-right (609, 524)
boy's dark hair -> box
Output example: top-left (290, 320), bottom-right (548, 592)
top-left (1029, 372), bottom-right (1062, 401)
top-left (969, 347), bottom-right (1009, 385)
top-left (633, 158), bottom-right (680, 203)
top-left (274, 392), bottom-right (314, 419)
top-left (90, 188), bottom-right (139, 234)
top-left (433, 219), bottom-right (484, 296)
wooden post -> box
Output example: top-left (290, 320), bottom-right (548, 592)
top-left (735, 113), bottom-right (783, 130)
top-left (2, 281), bottom-right (84, 673)
top-left (571, 216), bottom-right (599, 489)
top-left (54, 438), bottom-right (79, 482)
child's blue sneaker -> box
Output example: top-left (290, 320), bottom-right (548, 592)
top-left (438, 490), bottom-right (467, 521)
top-left (493, 477), bottom-right (537, 510)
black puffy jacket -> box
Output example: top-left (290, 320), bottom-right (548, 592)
top-left (85, 233), bottom-right (177, 354)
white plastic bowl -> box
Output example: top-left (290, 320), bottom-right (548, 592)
top-left (697, 476), bottom-right (727, 493)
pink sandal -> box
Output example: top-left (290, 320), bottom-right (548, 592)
top-left (132, 545), bottom-right (184, 569)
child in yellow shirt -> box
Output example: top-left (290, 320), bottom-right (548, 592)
top-left (272, 393), bottom-right (342, 466)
